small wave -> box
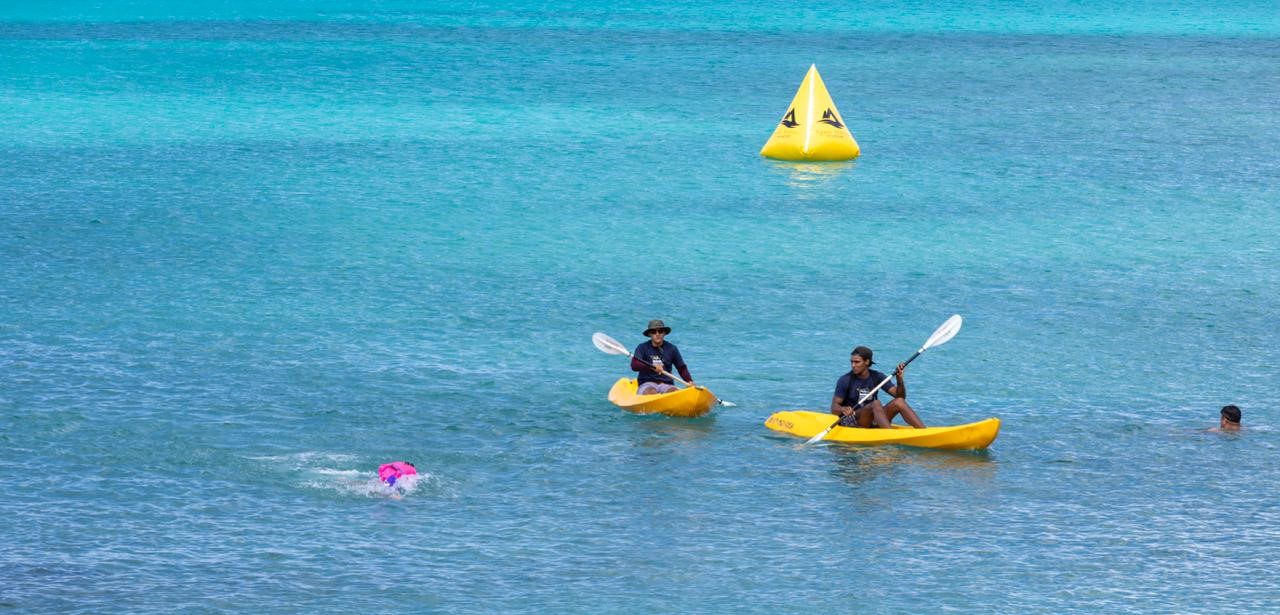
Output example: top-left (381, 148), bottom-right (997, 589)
top-left (248, 452), bottom-right (435, 498)
top-left (303, 473), bottom-right (432, 499)
top-left (312, 468), bottom-right (363, 478)
top-left (249, 452), bottom-right (358, 470)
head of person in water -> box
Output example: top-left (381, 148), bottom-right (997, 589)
top-left (1220, 405), bottom-right (1242, 431)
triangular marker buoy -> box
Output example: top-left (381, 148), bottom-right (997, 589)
top-left (760, 65), bottom-right (860, 161)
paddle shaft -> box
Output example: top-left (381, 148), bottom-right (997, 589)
top-left (624, 351), bottom-right (693, 388)
top-left (631, 349), bottom-right (738, 406)
top-left (592, 331), bottom-right (734, 406)
top-left (843, 349), bottom-right (923, 413)
top-left (803, 315), bottom-right (962, 444)
top-left (804, 349), bottom-right (926, 444)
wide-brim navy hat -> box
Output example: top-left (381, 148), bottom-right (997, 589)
top-left (643, 319), bottom-right (672, 336)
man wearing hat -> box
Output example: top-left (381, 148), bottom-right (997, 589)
top-left (631, 319), bottom-right (694, 395)
top-left (829, 345), bottom-right (926, 428)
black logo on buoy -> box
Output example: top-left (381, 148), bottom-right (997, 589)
top-left (780, 109), bottom-right (799, 128)
top-left (818, 108), bottom-right (844, 129)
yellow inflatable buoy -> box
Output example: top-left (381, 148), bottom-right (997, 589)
top-left (760, 65), bottom-right (860, 161)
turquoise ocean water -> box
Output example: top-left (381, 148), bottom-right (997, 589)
top-left (3, 1), bottom-right (1279, 612)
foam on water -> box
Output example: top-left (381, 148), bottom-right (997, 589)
top-left (249, 453), bottom-right (437, 498)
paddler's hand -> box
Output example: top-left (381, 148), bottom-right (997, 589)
top-left (895, 363), bottom-right (906, 378)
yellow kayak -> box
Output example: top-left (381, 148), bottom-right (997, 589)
top-left (606, 378), bottom-right (717, 418)
top-left (765, 410), bottom-right (1000, 450)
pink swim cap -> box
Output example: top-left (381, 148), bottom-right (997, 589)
top-left (378, 461), bottom-right (418, 484)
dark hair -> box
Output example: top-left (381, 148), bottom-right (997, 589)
top-left (1221, 405), bottom-right (1241, 423)
top-left (850, 346), bottom-right (874, 365)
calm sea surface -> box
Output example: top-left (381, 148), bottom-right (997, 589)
top-left (3, 2), bottom-right (1279, 613)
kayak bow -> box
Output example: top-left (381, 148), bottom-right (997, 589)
top-left (607, 378), bottom-right (717, 418)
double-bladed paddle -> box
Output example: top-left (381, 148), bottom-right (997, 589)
top-left (803, 314), bottom-right (963, 445)
top-left (592, 332), bottom-right (736, 407)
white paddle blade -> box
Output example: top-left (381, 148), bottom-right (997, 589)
top-left (805, 422), bottom-right (837, 445)
top-left (921, 314), bottom-right (963, 351)
top-left (694, 386), bottom-right (737, 407)
top-left (591, 332), bottom-right (631, 356)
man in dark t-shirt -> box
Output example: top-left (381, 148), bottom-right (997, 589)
top-left (631, 319), bottom-right (693, 395)
top-left (830, 346), bottom-right (926, 428)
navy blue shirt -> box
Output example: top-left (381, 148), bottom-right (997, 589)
top-left (633, 341), bottom-right (688, 385)
top-left (834, 369), bottom-right (891, 408)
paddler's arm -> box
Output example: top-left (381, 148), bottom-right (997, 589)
top-left (631, 355), bottom-right (671, 378)
top-left (830, 395), bottom-right (854, 417)
top-left (672, 347), bottom-right (693, 385)
top-left (676, 365), bottom-right (692, 385)
top-left (885, 363), bottom-right (907, 399)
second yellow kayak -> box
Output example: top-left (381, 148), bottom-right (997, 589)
top-left (606, 378), bottom-right (717, 418)
top-left (765, 410), bottom-right (1000, 450)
